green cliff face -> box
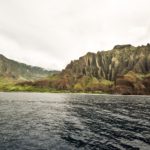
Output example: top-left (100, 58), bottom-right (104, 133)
top-left (0, 54), bottom-right (57, 80)
top-left (64, 44), bottom-right (150, 81)
top-left (0, 44), bottom-right (150, 94)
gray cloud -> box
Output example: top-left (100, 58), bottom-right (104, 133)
top-left (0, 0), bottom-right (150, 70)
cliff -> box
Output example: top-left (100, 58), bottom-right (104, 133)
top-left (2, 44), bottom-right (150, 94)
top-left (63, 44), bottom-right (150, 81)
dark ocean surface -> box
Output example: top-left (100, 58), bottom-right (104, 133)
top-left (0, 92), bottom-right (150, 150)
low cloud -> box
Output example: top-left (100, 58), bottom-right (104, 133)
top-left (0, 0), bottom-right (150, 70)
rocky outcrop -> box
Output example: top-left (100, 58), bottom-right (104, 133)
top-left (3, 44), bottom-right (150, 94)
top-left (114, 72), bottom-right (150, 95)
top-left (63, 44), bottom-right (150, 81)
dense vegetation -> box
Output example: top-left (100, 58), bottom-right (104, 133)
top-left (1, 72), bottom-right (149, 95)
top-left (0, 44), bottom-right (150, 95)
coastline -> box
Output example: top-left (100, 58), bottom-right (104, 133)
top-left (0, 91), bottom-right (150, 96)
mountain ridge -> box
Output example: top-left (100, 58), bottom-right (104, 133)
top-left (0, 54), bottom-right (58, 80)
top-left (63, 43), bottom-right (150, 81)
top-left (0, 43), bottom-right (150, 94)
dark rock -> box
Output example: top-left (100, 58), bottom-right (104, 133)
top-left (113, 44), bottom-right (132, 49)
top-left (63, 44), bottom-right (150, 81)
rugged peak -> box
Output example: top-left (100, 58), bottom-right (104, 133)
top-left (86, 52), bottom-right (95, 55)
top-left (0, 54), bottom-right (6, 59)
top-left (63, 44), bottom-right (150, 81)
top-left (147, 43), bottom-right (150, 47)
top-left (113, 44), bottom-right (132, 50)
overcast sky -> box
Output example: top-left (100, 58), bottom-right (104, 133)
top-left (0, 0), bottom-right (150, 70)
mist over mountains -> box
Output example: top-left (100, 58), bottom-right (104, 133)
top-left (0, 54), bottom-right (58, 80)
top-left (0, 43), bottom-right (150, 94)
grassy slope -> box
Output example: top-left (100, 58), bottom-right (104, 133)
top-left (0, 76), bottom-right (111, 93)
top-left (0, 73), bottom-right (149, 94)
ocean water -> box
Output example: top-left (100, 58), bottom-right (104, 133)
top-left (0, 92), bottom-right (150, 150)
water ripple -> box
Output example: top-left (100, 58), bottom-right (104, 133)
top-left (0, 92), bottom-right (150, 150)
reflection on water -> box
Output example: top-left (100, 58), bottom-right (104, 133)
top-left (0, 92), bottom-right (150, 150)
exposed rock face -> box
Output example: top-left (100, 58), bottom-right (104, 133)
top-left (63, 44), bottom-right (150, 81)
top-left (11, 43), bottom-right (150, 95)
top-left (0, 54), bottom-right (57, 80)
top-left (114, 72), bottom-right (150, 95)
top-left (114, 72), bottom-right (144, 95)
